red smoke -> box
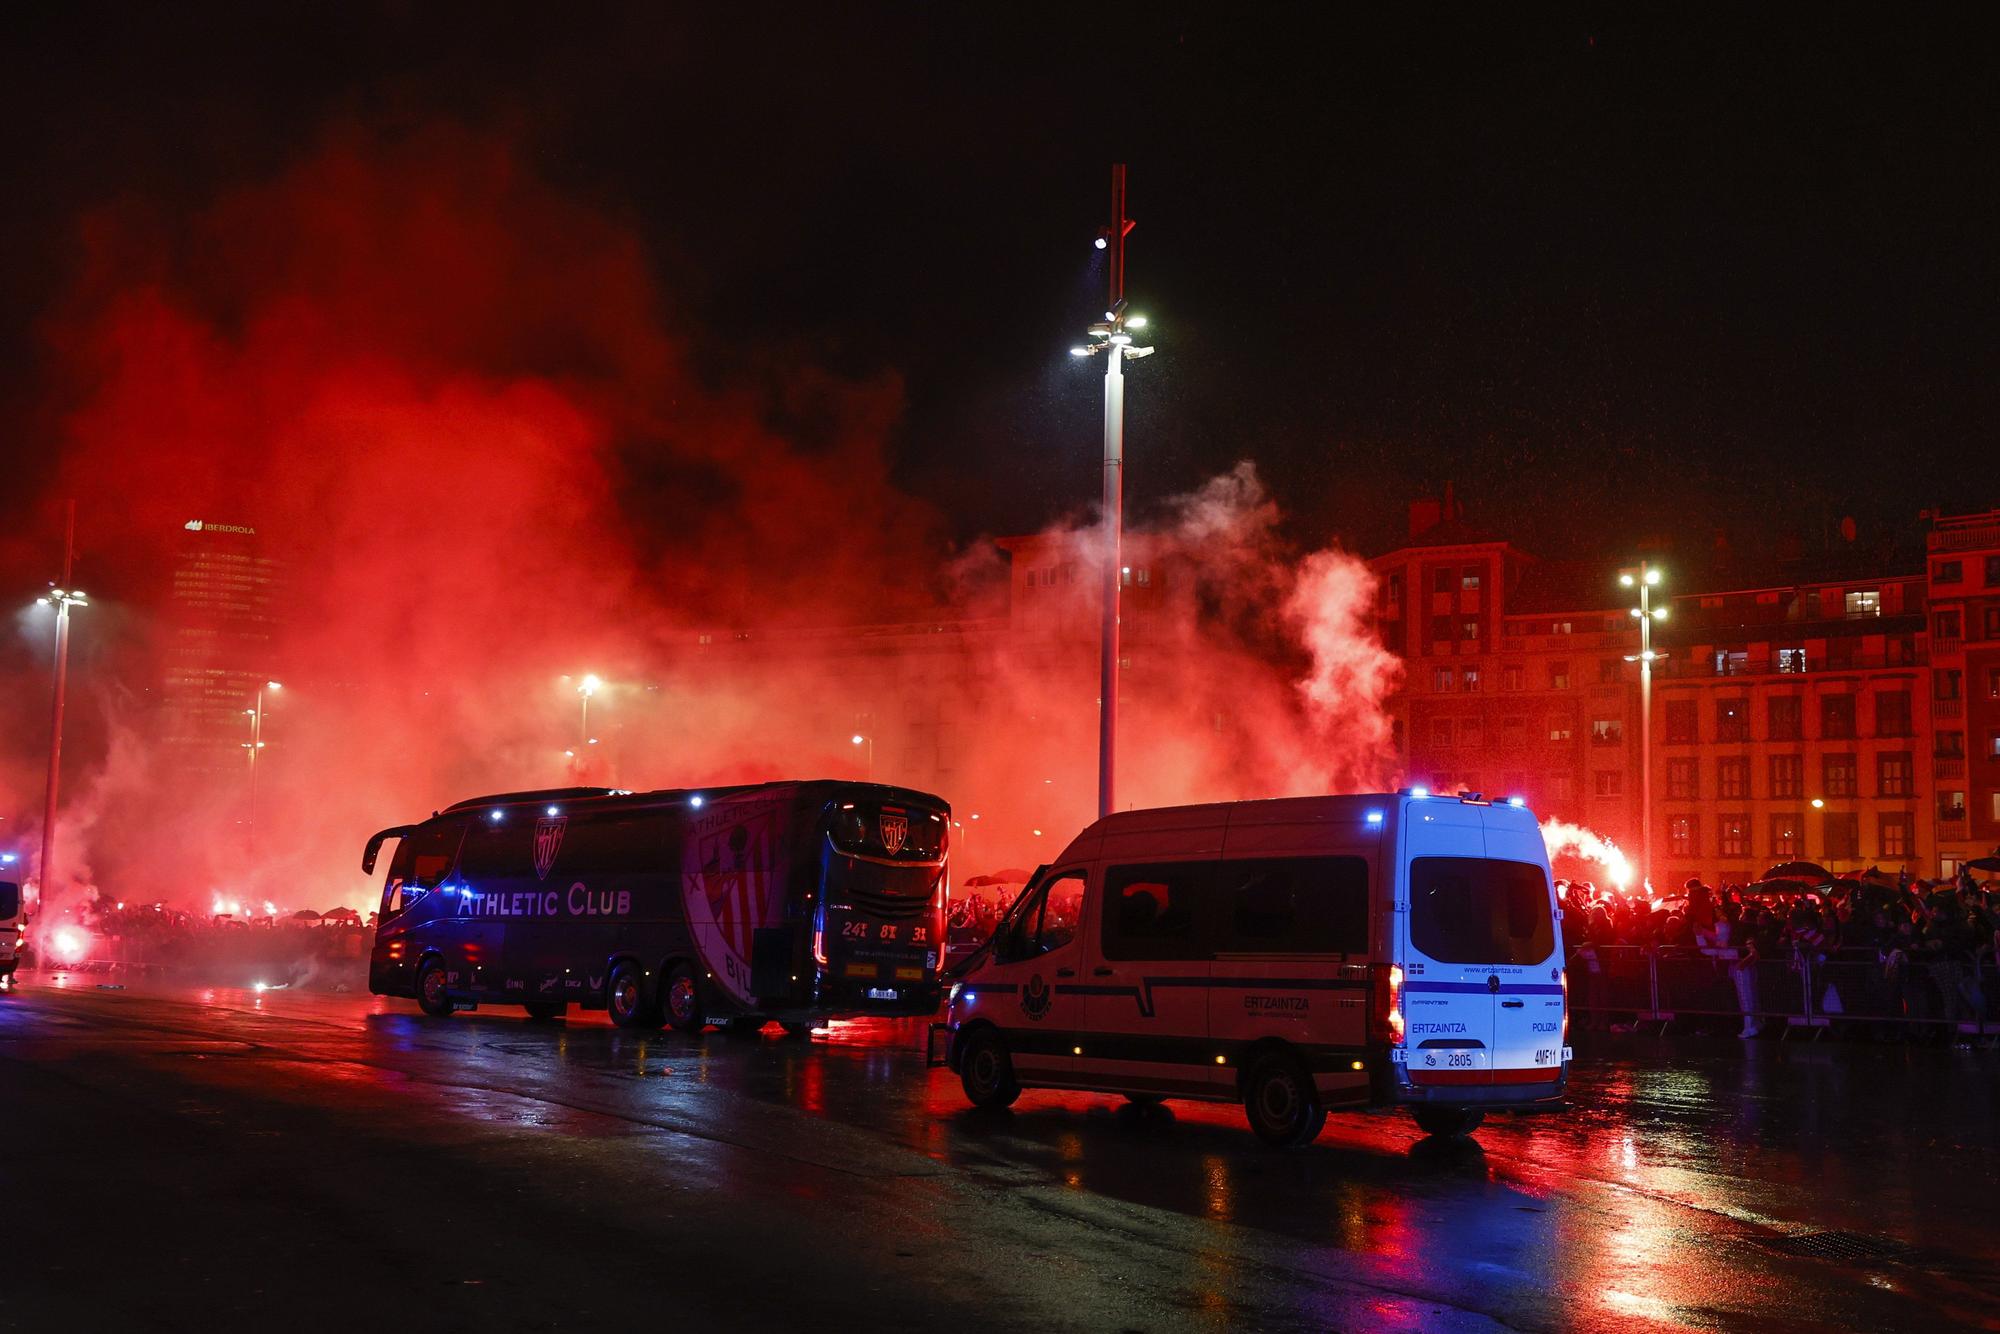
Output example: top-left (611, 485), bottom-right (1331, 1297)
top-left (18, 122), bottom-right (1401, 916)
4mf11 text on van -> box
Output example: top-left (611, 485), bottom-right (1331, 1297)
top-left (929, 791), bottom-right (1570, 1146)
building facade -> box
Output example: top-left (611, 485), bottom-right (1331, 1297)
top-left (1377, 504), bottom-right (2000, 885)
top-left (159, 519), bottom-right (286, 783)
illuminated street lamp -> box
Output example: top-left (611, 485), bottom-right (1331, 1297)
top-left (1620, 563), bottom-right (1668, 890)
top-left (851, 733), bottom-right (874, 782)
top-left (1070, 164), bottom-right (1154, 819)
top-left (575, 674), bottom-right (603, 780)
top-left (34, 579), bottom-right (87, 906)
top-left (243, 682), bottom-right (281, 862)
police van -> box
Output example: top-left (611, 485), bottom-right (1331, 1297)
top-left (929, 790), bottom-right (1569, 1146)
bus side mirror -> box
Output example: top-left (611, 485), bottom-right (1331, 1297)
top-left (362, 825), bottom-right (416, 876)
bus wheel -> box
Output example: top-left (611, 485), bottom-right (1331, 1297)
top-left (415, 960), bottom-right (454, 1018)
top-left (1412, 1107), bottom-right (1485, 1139)
top-left (958, 1030), bottom-right (1021, 1109)
top-left (662, 963), bottom-right (706, 1034)
top-left (522, 1002), bottom-right (566, 1022)
top-left (607, 962), bottom-right (661, 1030)
top-left (1243, 1054), bottom-right (1326, 1148)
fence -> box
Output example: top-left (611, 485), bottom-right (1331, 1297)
top-left (1569, 944), bottom-right (2000, 1039)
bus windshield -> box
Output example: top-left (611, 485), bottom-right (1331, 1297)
top-left (1409, 856), bottom-right (1555, 965)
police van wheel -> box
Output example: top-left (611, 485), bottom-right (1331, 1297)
top-left (415, 960), bottom-right (454, 1018)
top-left (1412, 1107), bottom-right (1485, 1139)
top-left (1244, 1054), bottom-right (1326, 1148)
top-left (522, 1002), bottom-right (566, 1022)
top-left (607, 962), bottom-right (662, 1030)
top-left (959, 1030), bottom-right (1021, 1109)
top-left (663, 964), bottom-right (706, 1034)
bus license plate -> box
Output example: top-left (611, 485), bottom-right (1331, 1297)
top-left (866, 988), bottom-right (899, 1001)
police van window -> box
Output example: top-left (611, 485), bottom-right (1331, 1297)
top-left (1217, 857), bottom-right (1369, 955)
top-left (1101, 863), bottom-right (1211, 960)
top-left (0, 882), bottom-right (18, 918)
top-left (1409, 857), bottom-right (1554, 965)
top-left (1035, 872), bottom-right (1086, 953)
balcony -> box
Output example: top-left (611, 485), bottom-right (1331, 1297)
top-left (1934, 756), bottom-right (1965, 780)
top-left (1654, 650), bottom-right (1926, 681)
top-left (1933, 636), bottom-right (1963, 656)
top-left (1938, 815), bottom-right (1969, 841)
top-left (1934, 697), bottom-right (1964, 720)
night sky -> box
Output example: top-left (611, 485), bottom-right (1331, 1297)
top-left (1, 6), bottom-right (1992, 568)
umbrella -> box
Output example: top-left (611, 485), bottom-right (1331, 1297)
top-left (290, 909), bottom-right (322, 921)
top-left (320, 907), bottom-right (362, 924)
top-left (1763, 861), bottom-right (1832, 883)
top-left (1745, 879), bottom-right (1812, 896)
top-left (1965, 856), bottom-right (2000, 873)
top-left (962, 869), bottom-right (1034, 888)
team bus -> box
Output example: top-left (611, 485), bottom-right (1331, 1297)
top-left (929, 790), bottom-right (1569, 1147)
top-left (365, 780), bottom-right (950, 1031)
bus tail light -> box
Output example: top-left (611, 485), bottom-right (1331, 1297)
top-left (1371, 963), bottom-right (1405, 1047)
top-left (812, 926), bottom-right (827, 967)
top-left (1560, 968), bottom-right (1569, 1045)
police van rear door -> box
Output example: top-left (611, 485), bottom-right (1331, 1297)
top-left (1398, 799), bottom-right (1497, 1083)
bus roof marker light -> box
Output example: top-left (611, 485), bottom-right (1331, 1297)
top-left (1365, 810), bottom-right (1384, 825)
top-left (489, 810), bottom-right (504, 822)
top-left (690, 794), bottom-right (704, 808)
top-left (546, 805), bottom-right (560, 817)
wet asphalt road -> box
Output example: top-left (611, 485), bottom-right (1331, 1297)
top-left (2, 977), bottom-right (1996, 1334)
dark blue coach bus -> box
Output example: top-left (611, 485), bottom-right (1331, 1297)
top-left (364, 780), bottom-right (949, 1031)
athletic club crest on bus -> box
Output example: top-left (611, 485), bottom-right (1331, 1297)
top-left (879, 813), bottom-right (908, 855)
top-left (533, 814), bottom-right (567, 881)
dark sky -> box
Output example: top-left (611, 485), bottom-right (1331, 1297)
top-left (1, 5), bottom-right (1993, 565)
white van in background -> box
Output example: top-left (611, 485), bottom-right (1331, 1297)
top-left (0, 879), bottom-right (22, 984)
top-left (929, 791), bottom-right (1569, 1146)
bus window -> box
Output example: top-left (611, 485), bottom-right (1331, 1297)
top-left (382, 822), bottom-right (465, 917)
top-left (1101, 863), bottom-right (1209, 960)
top-left (1217, 857), bottom-right (1369, 955)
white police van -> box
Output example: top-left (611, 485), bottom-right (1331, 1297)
top-left (929, 791), bottom-right (1569, 1146)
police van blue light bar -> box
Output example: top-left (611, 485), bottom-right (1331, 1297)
top-left (1365, 810), bottom-right (1384, 825)
top-left (1409, 786), bottom-right (1429, 799)
top-left (1507, 796), bottom-right (1526, 808)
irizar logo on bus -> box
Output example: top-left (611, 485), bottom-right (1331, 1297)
top-left (455, 882), bottom-right (632, 918)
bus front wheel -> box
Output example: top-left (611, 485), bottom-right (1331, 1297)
top-left (663, 963), bottom-right (706, 1034)
top-left (1243, 1054), bottom-right (1326, 1148)
top-left (415, 960), bottom-right (454, 1018)
top-left (607, 961), bottom-right (662, 1030)
top-left (959, 1030), bottom-right (1021, 1109)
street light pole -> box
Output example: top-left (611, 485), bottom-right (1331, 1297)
top-left (36, 502), bottom-right (83, 909)
top-left (851, 733), bottom-right (874, 782)
top-left (1621, 563), bottom-right (1668, 892)
top-left (243, 682), bottom-right (280, 863)
top-left (577, 674), bottom-right (601, 781)
top-left (1070, 164), bottom-right (1152, 819)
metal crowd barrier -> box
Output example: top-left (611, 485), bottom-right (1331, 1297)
top-left (1568, 945), bottom-right (1998, 1040)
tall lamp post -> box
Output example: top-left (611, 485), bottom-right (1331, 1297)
top-left (851, 733), bottom-right (874, 782)
top-left (576, 674), bottom-right (602, 781)
top-left (242, 681), bottom-right (281, 862)
top-left (1620, 564), bottom-right (1668, 891)
top-left (1070, 164), bottom-right (1154, 818)
top-left (35, 582), bottom-right (87, 907)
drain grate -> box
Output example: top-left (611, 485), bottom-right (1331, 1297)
top-left (1763, 1231), bottom-right (1917, 1266)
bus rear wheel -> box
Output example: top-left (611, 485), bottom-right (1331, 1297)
top-left (958, 1030), bottom-right (1021, 1109)
top-left (663, 963), bottom-right (706, 1034)
top-left (522, 1002), bottom-right (566, 1022)
top-left (1412, 1107), bottom-right (1485, 1139)
top-left (415, 960), bottom-right (454, 1018)
top-left (607, 961), bottom-right (662, 1030)
top-left (1243, 1053), bottom-right (1326, 1148)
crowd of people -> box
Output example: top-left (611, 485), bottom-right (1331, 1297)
top-left (1564, 864), bottom-right (2000, 1043)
